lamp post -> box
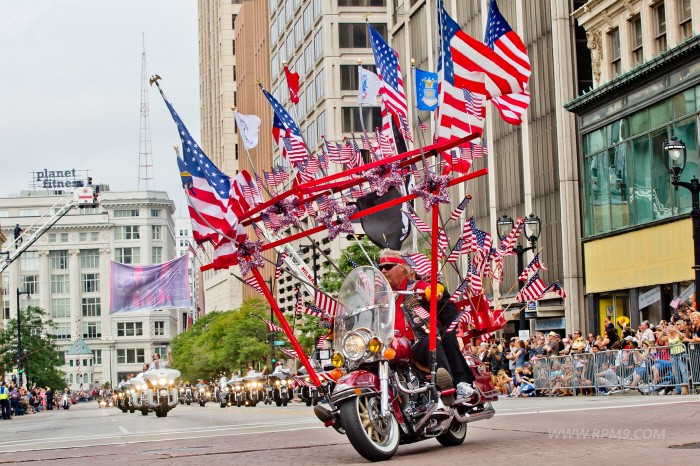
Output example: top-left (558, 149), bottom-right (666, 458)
top-left (663, 136), bottom-right (700, 296)
top-left (299, 240), bottom-right (319, 288)
top-left (16, 288), bottom-right (31, 380)
top-left (497, 213), bottom-right (542, 331)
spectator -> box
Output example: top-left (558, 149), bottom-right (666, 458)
top-left (13, 223), bottom-right (23, 247)
top-left (687, 311), bottom-right (700, 342)
top-left (636, 320), bottom-right (655, 345)
top-left (559, 338), bottom-right (572, 356)
top-left (544, 332), bottom-right (560, 356)
top-left (600, 324), bottom-right (619, 349)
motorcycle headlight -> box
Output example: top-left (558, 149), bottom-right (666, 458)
top-left (342, 332), bottom-right (367, 360)
top-left (275, 381), bottom-right (280, 386)
top-left (305, 377), bottom-right (310, 382)
top-left (281, 380), bottom-right (287, 386)
top-left (235, 386), bottom-right (240, 390)
top-left (224, 387), bottom-right (230, 392)
top-left (169, 379), bottom-right (174, 385)
top-left (158, 378), bottom-right (167, 386)
top-left (331, 352), bottom-right (344, 367)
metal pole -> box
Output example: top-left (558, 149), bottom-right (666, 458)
top-left (16, 288), bottom-right (22, 376)
top-left (690, 179), bottom-right (700, 299)
top-left (268, 278), bottom-right (275, 364)
top-left (516, 245), bottom-right (526, 332)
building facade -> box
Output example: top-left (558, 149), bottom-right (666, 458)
top-left (175, 217), bottom-right (200, 325)
top-left (198, 0), bottom-right (245, 313)
top-left (569, 0), bottom-right (699, 334)
top-left (0, 189), bottom-right (184, 390)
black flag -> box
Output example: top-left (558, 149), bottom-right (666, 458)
top-left (356, 187), bottom-right (410, 250)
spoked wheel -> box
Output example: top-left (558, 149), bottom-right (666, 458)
top-left (436, 418), bottom-right (467, 446)
top-left (340, 395), bottom-right (400, 462)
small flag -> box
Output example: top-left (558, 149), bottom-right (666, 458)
top-left (419, 121), bottom-right (428, 132)
top-left (415, 68), bottom-right (439, 111)
top-left (283, 64), bottom-right (300, 104)
top-left (449, 196), bottom-right (471, 221)
top-left (670, 297), bottom-right (682, 309)
top-left (262, 317), bottom-right (284, 333)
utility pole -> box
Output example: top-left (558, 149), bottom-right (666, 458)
top-left (138, 33), bottom-right (154, 189)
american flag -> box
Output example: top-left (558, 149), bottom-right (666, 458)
top-left (263, 88), bottom-right (310, 161)
top-left (449, 0), bottom-right (530, 99)
top-left (462, 217), bottom-right (477, 251)
top-left (404, 253), bottom-right (431, 277)
top-left (515, 272), bottom-right (548, 302)
top-left (670, 296), bottom-right (682, 309)
top-left (518, 253), bottom-right (547, 282)
top-left (419, 121), bottom-right (428, 132)
top-left (243, 275), bottom-right (264, 295)
top-left (187, 242), bottom-right (198, 258)
top-left (446, 306), bottom-right (473, 333)
top-left (316, 334), bottom-right (328, 349)
top-left (435, 0), bottom-right (479, 163)
top-left (484, 0), bottom-right (532, 125)
top-left (498, 216), bottom-right (525, 256)
top-left (449, 196), bottom-right (471, 221)
top-left (262, 317), bottom-right (284, 333)
top-left (274, 251), bottom-right (288, 279)
top-left (304, 304), bottom-right (325, 318)
top-left (279, 348), bottom-right (299, 359)
top-left (544, 281), bottom-right (567, 299)
top-left (283, 137), bottom-right (309, 162)
top-left (446, 238), bottom-right (463, 263)
top-left (408, 212), bottom-right (431, 233)
top-left (467, 256), bottom-right (483, 295)
top-left (316, 195), bottom-right (332, 212)
top-left (368, 23), bottom-right (410, 142)
top-left (412, 305), bottom-right (430, 321)
top-left (317, 153), bottom-right (328, 171)
top-left (295, 289), bottom-right (304, 316)
top-left (450, 278), bottom-right (469, 302)
top-left (340, 139), bottom-right (355, 164)
top-left (160, 93), bottom-right (244, 247)
top-left (437, 227), bottom-right (449, 259)
top-left (315, 291), bottom-right (338, 316)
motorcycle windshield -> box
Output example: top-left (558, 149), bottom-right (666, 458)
top-left (334, 266), bottom-right (394, 353)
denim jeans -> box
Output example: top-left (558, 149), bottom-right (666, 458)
top-left (671, 353), bottom-right (688, 391)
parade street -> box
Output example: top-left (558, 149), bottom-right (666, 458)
top-left (1, 395), bottom-right (699, 465)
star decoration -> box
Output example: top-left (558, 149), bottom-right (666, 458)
top-left (412, 171), bottom-right (451, 211)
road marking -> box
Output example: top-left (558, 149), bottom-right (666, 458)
top-left (118, 426), bottom-right (130, 435)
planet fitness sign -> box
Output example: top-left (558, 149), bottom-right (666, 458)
top-left (32, 169), bottom-right (85, 189)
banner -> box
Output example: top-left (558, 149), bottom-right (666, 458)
top-left (415, 68), bottom-right (438, 111)
top-left (233, 112), bottom-right (261, 150)
top-left (358, 66), bottom-right (382, 105)
top-left (110, 255), bottom-right (191, 313)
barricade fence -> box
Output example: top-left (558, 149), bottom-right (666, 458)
top-left (524, 344), bottom-right (696, 396)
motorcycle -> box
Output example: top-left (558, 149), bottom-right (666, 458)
top-left (184, 386), bottom-right (193, 405)
top-left (61, 392), bottom-right (71, 410)
top-left (219, 378), bottom-right (232, 407)
top-left (142, 368), bottom-right (180, 417)
top-left (196, 386), bottom-right (210, 406)
top-left (319, 266), bottom-right (498, 462)
top-left (243, 372), bottom-right (265, 407)
top-left (228, 377), bottom-right (246, 407)
top-left (267, 373), bottom-right (290, 406)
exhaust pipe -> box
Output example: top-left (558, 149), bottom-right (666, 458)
top-left (454, 406), bottom-right (495, 424)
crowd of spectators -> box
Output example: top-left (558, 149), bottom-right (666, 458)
top-left (466, 296), bottom-right (700, 398)
top-left (0, 383), bottom-right (95, 421)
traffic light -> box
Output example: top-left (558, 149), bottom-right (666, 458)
top-left (18, 368), bottom-right (23, 375)
top-left (271, 357), bottom-right (276, 364)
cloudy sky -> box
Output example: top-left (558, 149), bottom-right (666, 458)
top-left (0, 0), bottom-right (200, 214)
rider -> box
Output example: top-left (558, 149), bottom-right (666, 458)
top-left (378, 249), bottom-right (474, 404)
top-left (245, 367), bottom-right (257, 377)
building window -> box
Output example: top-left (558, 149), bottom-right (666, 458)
top-left (339, 23), bottom-right (386, 48)
top-left (48, 233), bottom-right (56, 243)
top-left (608, 27), bottom-right (621, 76)
top-left (79, 232), bottom-right (87, 242)
top-left (313, 28), bottom-right (324, 60)
top-left (58, 351), bottom-right (66, 365)
top-left (154, 321), bottom-right (165, 336)
top-left (81, 249), bottom-right (99, 269)
top-left (51, 274), bottom-right (69, 294)
top-left (152, 225), bottom-right (162, 240)
top-left (341, 106), bottom-right (382, 133)
top-left (152, 247), bottom-right (162, 263)
top-left (93, 349), bottom-right (102, 365)
top-left (151, 209), bottom-right (161, 217)
top-left (679, 0), bottom-right (692, 40)
top-left (654, 3), bottom-right (667, 53)
top-left (19, 209), bottom-right (39, 217)
top-left (54, 323), bottom-right (71, 340)
top-left (51, 298), bottom-right (70, 318)
top-left (83, 321), bottom-right (101, 339)
top-left (50, 250), bottom-right (68, 270)
top-left (116, 348), bottom-right (145, 364)
top-left (21, 275), bottom-right (38, 295)
top-left (338, 0), bottom-right (386, 5)
top-left (117, 322), bottom-right (144, 337)
top-left (60, 233), bottom-right (68, 242)
top-left (82, 297), bottom-right (101, 317)
top-left (20, 251), bottom-right (39, 271)
top-left (340, 64), bottom-right (377, 90)
top-left (115, 247), bottom-right (140, 264)
top-left (81, 273), bottom-right (100, 293)
top-left (115, 225), bottom-right (140, 240)
top-left (154, 346), bottom-right (168, 359)
top-left (630, 15), bottom-right (643, 66)
top-left (91, 232), bottom-right (99, 242)
top-left (114, 209), bottom-right (139, 217)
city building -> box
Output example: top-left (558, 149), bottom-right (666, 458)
top-left (568, 0), bottom-right (699, 333)
top-left (175, 216), bottom-right (200, 325)
top-left (197, 0), bottom-right (245, 313)
top-left (0, 188), bottom-right (185, 390)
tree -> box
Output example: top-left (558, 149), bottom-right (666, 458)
top-left (0, 305), bottom-right (65, 389)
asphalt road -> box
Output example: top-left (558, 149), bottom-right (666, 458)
top-left (1, 394), bottom-right (699, 464)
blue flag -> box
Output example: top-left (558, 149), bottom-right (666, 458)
top-left (415, 68), bottom-right (438, 111)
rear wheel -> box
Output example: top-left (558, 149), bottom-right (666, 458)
top-left (339, 395), bottom-right (400, 462)
top-left (159, 398), bottom-right (169, 418)
top-left (436, 419), bottom-right (467, 446)
top-left (312, 391), bottom-right (319, 406)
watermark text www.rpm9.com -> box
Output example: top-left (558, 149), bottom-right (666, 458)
top-left (548, 428), bottom-right (666, 440)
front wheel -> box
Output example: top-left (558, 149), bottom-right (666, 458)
top-left (339, 395), bottom-right (400, 462)
top-left (436, 419), bottom-right (467, 446)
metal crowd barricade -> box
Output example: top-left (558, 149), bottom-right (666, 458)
top-left (619, 349), bottom-right (651, 393)
top-left (548, 355), bottom-right (575, 394)
top-left (571, 352), bottom-right (596, 394)
top-left (591, 350), bottom-right (622, 394)
top-left (688, 343), bottom-right (700, 392)
top-left (530, 357), bottom-right (551, 394)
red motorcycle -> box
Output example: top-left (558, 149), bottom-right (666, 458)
top-left (321, 267), bottom-right (498, 461)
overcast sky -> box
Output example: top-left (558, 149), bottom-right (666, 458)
top-left (0, 0), bottom-right (200, 215)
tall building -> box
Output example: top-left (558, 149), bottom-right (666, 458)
top-left (175, 217), bottom-right (200, 324)
top-left (568, 0), bottom-right (699, 333)
top-left (0, 189), bottom-right (184, 389)
top-left (198, 0), bottom-right (244, 313)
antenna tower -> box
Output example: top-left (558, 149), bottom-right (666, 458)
top-left (138, 34), bottom-right (154, 190)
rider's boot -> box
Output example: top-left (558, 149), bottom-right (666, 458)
top-left (436, 368), bottom-right (454, 406)
top-left (313, 404), bottom-right (333, 424)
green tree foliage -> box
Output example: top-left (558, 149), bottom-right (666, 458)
top-left (320, 236), bottom-right (380, 294)
top-left (0, 305), bottom-right (65, 389)
top-left (171, 298), bottom-right (289, 381)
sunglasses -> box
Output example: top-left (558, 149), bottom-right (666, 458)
top-left (378, 263), bottom-right (397, 271)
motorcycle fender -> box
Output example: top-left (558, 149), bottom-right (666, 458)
top-left (330, 370), bottom-right (379, 403)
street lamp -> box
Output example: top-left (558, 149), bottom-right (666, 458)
top-left (298, 240), bottom-right (319, 287)
top-left (16, 288), bottom-right (31, 381)
top-left (497, 213), bottom-right (542, 331)
top-left (663, 136), bottom-right (700, 296)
